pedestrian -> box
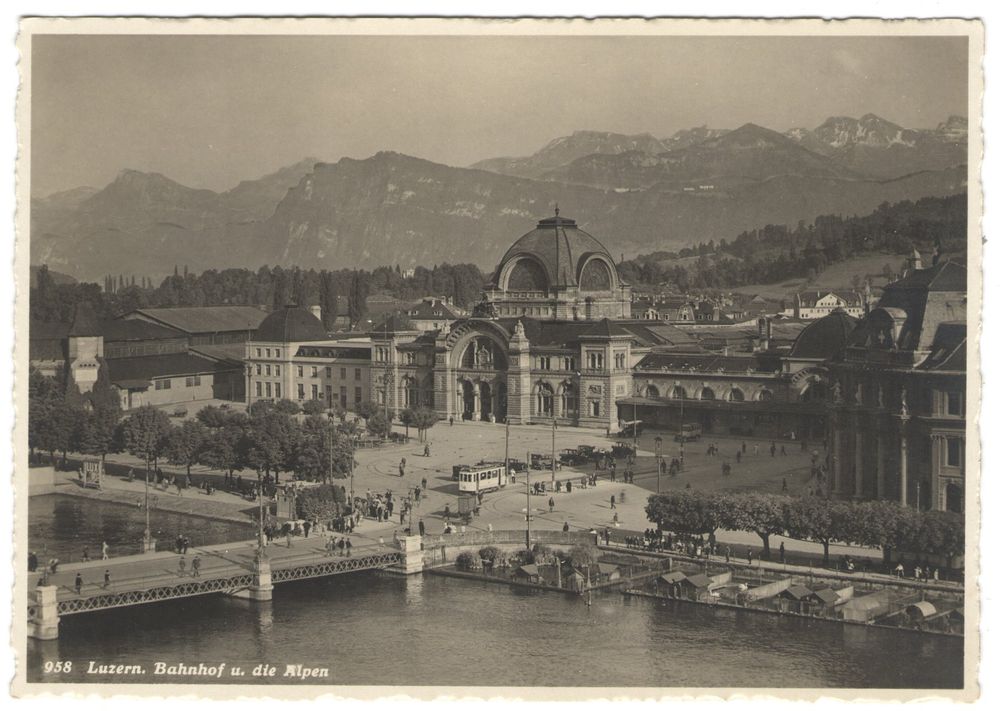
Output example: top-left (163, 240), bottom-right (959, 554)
top-left (421, 477), bottom-right (427, 491)
top-left (379, 536), bottom-right (385, 548)
top-left (895, 563), bottom-right (904, 578)
top-left (779, 542), bottom-right (786, 564)
top-left (28, 551), bottom-right (37, 572)
top-left (770, 442), bottom-right (776, 457)
top-left (345, 538), bottom-right (352, 557)
top-left (418, 519), bottom-right (426, 536)
top-left (449, 416), bottom-right (454, 427)
top-left (192, 555), bottom-right (201, 577)
top-left (548, 496), bottom-right (555, 513)
top-left (736, 451), bottom-right (742, 464)
top-left (178, 556), bottom-right (186, 575)
top-left (304, 520), bottom-right (312, 538)
top-left (613, 512), bottom-right (619, 525)
top-left (82, 547), bottom-right (90, 562)
top-left (424, 443), bottom-right (431, 457)
top-left (725, 545), bottom-right (731, 563)
top-left (399, 458), bottom-right (406, 477)
top-left (286, 531), bottom-right (293, 548)
top-left (781, 445), bottom-right (787, 456)
top-left (183, 536), bottom-right (190, 554)
top-left (914, 565), bottom-right (922, 580)
top-left (102, 541), bottom-right (109, 560)
top-left (742, 441), bottom-right (747, 454)
top-left (610, 495), bottom-right (616, 510)
top-left (933, 568), bottom-right (939, 581)
top-left (103, 569), bottom-right (111, 589)
top-left (74, 573), bottom-right (83, 595)
top-left (746, 547), bottom-right (753, 565)
top-left (562, 521), bottom-right (570, 532)
top-left (754, 444), bottom-right (760, 456)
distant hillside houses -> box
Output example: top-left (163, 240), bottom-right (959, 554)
top-left (786, 289), bottom-right (870, 320)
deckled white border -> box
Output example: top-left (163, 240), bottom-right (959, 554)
top-left (4, 9), bottom-right (988, 708)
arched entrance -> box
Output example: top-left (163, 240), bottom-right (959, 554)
top-left (460, 379), bottom-right (476, 420)
top-left (480, 381), bottom-right (493, 421)
top-left (535, 382), bottom-right (554, 417)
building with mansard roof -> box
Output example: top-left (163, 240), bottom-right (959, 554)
top-left (825, 257), bottom-right (967, 514)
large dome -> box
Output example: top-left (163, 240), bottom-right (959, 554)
top-left (256, 305), bottom-right (328, 342)
top-left (789, 310), bottom-right (858, 359)
top-left (493, 213), bottom-right (620, 292)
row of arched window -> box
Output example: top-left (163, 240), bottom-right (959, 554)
top-left (640, 384), bottom-right (773, 402)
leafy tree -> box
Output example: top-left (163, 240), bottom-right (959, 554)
top-left (411, 406), bottom-right (438, 442)
top-left (196, 404), bottom-right (246, 429)
top-left (273, 398), bottom-right (301, 416)
top-left (245, 410), bottom-right (298, 480)
top-left (568, 544), bottom-right (599, 568)
top-left (302, 399), bottom-right (326, 416)
top-left (199, 423), bottom-right (247, 481)
top-left (455, 551), bottom-right (477, 571)
top-left (295, 415), bottom-right (353, 482)
top-left (783, 496), bottom-right (853, 565)
top-left (366, 411), bottom-right (391, 439)
top-left (355, 400), bottom-right (378, 421)
top-left (399, 407), bottom-right (415, 438)
top-left (645, 490), bottom-right (722, 535)
top-left (295, 483), bottom-right (347, 520)
top-left (121, 405), bottom-right (172, 477)
top-left (164, 419), bottom-right (209, 477)
top-left (718, 492), bottom-right (789, 559)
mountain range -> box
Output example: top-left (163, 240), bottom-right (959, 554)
top-left (31, 114), bottom-right (967, 282)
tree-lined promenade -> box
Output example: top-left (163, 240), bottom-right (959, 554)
top-left (28, 362), bottom-right (438, 491)
top-left (645, 490), bottom-right (964, 566)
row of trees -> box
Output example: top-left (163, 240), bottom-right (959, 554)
top-left (645, 490), bottom-right (964, 564)
top-left (29, 364), bottom-right (440, 485)
top-left (618, 194), bottom-right (967, 291)
top-left (31, 262), bottom-right (486, 326)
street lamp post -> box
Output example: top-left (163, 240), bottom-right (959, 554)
top-left (525, 448), bottom-right (531, 550)
top-left (143, 456), bottom-right (151, 552)
top-left (678, 391), bottom-right (686, 470)
top-left (551, 416), bottom-right (557, 486)
top-left (654, 436), bottom-right (663, 494)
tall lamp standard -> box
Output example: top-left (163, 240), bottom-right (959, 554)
top-left (143, 460), bottom-right (151, 552)
top-left (654, 436), bottom-right (663, 494)
top-left (678, 388), bottom-right (686, 470)
top-left (551, 416), bottom-right (557, 486)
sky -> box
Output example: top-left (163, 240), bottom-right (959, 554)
top-left (30, 33), bottom-right (969, 197)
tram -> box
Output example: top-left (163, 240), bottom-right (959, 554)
top-left (456, 462), bottom-right (509, 493)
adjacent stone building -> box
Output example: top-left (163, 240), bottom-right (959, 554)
top-left (825, 260), bottom-right (967, 512)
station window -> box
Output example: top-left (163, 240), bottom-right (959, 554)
top-left (265, 364), bottom-right (271, 376)
top-left (265, 382), bottom-right (272, 398)
top-left (256, 348), bottom-right (262, 358)
top-left (266, 348), bottom-right (271, 358)
top-left (274, 365), bottom-right (280, 376)
top-left (184, 375), bottom-right (202, 387)
top-left (297, 383), bottom-right (305, 400)
top-left (946, 437), bottom-right (964, 468)
top-left (312, 384), bottom-right (319, 400)
top-left (297, 365), bottom-right (304, 377)
top-left (255, 364), bottom-right (262, 376)
top-left (355, 368), bottom-right (362, 380)
top-left (154, 379), bottom-right (171, 390)
top-left (340, 367), bottom-right (347, 379)
top-left (946, 391), bottom-right (964, 416)
top-left (325, 367), bottom-right (332, 378)
top-left (275, 383), bottom-right (281, 399)
top-left (256, 382), bottom-right (262, 397)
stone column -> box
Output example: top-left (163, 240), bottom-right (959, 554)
top-left (28, 585), bottom-right (60, 640)
top-left (931, 434), bottom-right (943, 511)
top-left (471, 382), bottom-right (481, 422)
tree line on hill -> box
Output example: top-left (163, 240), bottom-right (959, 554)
top-left (645, 490), bottom-right (964, 565)
top-left (28, 363), bottom-right (439, 486)
top-left (619, 193), bottom-right (967, 291)
top-left (31, 261), bottom-right (486, 328)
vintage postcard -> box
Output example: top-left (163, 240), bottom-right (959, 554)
top-left (11, 17), bottom-right (983, 700)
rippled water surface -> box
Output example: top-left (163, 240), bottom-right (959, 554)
top-left (27, 571), bottom-right (963, 688)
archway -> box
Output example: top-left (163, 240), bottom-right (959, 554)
top-left (728, 387), bottom-right (745, 402)
top-left (535, 382), bottom-right (554, 417)
top-left (460, 380), bottom-right (475, 420)
top-left (756, 389), bottom-right (774, 402)
top-left (700, 387), bottom-right (716, 401)
top-left (644, 384), bottom-right (660, 399)
top-left (560, 383), bottom-right (578, 418)
top-left (670, 385), bottom-right (687, 400)
top-left (480, 381), bottom-right (493, 421)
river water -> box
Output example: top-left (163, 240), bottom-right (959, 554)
top-left (26, 497), bottom-right (963, 689)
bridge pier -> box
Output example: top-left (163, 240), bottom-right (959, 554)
top-left (396, 535), bottom-right (424, 575)
top-left (229, 551), bottom-right (274, 601)
top-left (28, 585), bottom-right (60, 640)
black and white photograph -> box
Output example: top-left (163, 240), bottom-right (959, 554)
top-left (12, 17), bottom-right (982, 698)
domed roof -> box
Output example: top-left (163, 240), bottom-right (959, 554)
top-left (789, 309), bottom-right (859, 359)
top-left (494, 212), bottom-right (618, 290)
top-left (256, 305), bottom-right (328, 342)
